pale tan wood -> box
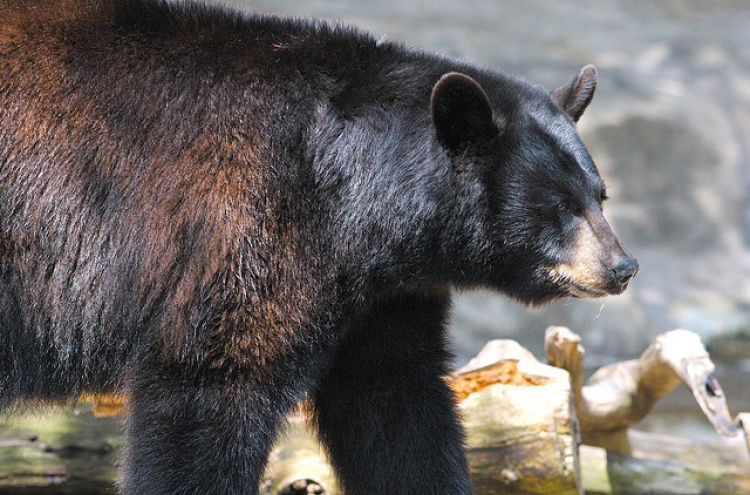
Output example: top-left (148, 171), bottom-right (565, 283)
top-left (545, 326), bottom-right (743, 453)
top-left (260, 413), bottom-right (338, 495)
top-left (456, 340), bottom-right (582, 495)
top-left (546, 326), bottom-right (750, 495)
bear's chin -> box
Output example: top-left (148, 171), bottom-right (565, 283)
top-left (565, 283), bottom-right (612, 299)
top-left (556, 278), bottom-right (632, 301)
top-left (508, 279), bottom-right (623, 307)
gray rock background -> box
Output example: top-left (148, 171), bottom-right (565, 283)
top-left (219, 0), bottom-right (750, 420)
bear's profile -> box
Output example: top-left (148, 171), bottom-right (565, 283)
top-left (0, 1), bottom-right (637, 494)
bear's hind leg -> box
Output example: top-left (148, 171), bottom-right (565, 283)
top-left (312, 291), bottom-right (473, 495)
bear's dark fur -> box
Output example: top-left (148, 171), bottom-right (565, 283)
top-left (0, 1), bottom-right (637, 494)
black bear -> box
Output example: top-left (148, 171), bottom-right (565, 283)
top-left (0, 1), bottom-right (637, 494)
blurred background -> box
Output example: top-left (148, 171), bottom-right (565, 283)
top-left (219, 0), bottom-right (750, 435)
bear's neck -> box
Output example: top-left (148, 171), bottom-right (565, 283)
top-left (309, 110), bottom-right (479, 299)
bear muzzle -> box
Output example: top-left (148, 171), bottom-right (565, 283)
top-left (544, 212), bottom-right (638, 298)
top-left (544, 258), bottom-right (636, 298)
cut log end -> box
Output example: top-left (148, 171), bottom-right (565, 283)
top-left (451, 360), bottom-right (550, 402)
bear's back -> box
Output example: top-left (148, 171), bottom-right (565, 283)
top-left (0, 0), bottom-right (383, 398)
top-left (1, 0), bottom-right (394, 83)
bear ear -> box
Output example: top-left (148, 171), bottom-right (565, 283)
top-left (551, 65), bottom-right (598, 123)
top-left (431, 72), bottom-right (499, 152)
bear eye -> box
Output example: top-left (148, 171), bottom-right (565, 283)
top-left (556, 202), bottom-right (568, 213)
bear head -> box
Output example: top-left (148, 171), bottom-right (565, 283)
top-left (431, 65), bottom-right (638, 305)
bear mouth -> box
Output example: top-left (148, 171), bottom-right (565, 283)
top-left (567, 275), bottom-right (632, 298)
top-left (566, 283), bottom-right (610, 298)
top-left (541, 265), bottom-right (626, 299)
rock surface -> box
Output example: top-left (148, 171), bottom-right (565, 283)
top-left (224, 1), bottom-right (750, 392)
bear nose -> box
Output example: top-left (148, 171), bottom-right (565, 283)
top-left (612, 257), bottom-right (639, 285)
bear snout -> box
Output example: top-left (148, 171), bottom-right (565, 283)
top-left (608, 256), bottom-right (639, 293)
top-left (543, 216), bottom-right (638, 298)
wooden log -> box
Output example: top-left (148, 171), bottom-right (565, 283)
top-left (267, 340), bottom-right (583, 495)
top-left (2, 334), bottom-right (749, 495)
top-left (259, 413), bottom-right (338, 495)
top-left (456, 339), bottom-right (581, 495)
top-left (545, 326), bottom-right (742, 452)
top-left (0, 340), bottom-right (580, 495)
top-left (0, 403), bottom-right (121, 494)
top-left (546, 326), bottom-right (750, 495)
top-left (580, 431), bottom-right (750, 495)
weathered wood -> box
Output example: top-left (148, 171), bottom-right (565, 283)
top-left (260, 413), bottom-right (338, 495)
top-left (545, 326), bottom-right (742, 452)
top-left (0, 340), bottom-right (580, 495)
top-left (266, 340), bottom-right (582, 495)
top-left (2, 333), bottom-right (750, 495)
top-left (457, 339), bottom-right (581, 495)
top-left (546, 325), bottom-right (750, 495)
top-left (580, 431), bottom-right (750, 495)
top-left (0, 404), bottom-right (121, 494)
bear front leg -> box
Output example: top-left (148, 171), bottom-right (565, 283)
top-left (312, 291), bottom-right (473, 495)
top-left (120, 363), bottom-right (293, 495)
